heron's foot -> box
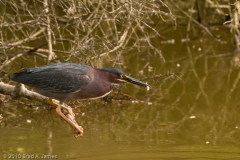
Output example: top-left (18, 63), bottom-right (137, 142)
top-left (67, 108), bottom-right (75, 118)
top-left (56, 105), bottom-right (83, 138)
top-left (61, 105), bottom-right (75, 118)
top-left (48, 98), bottom-right (59, 107)
top-left (73, 126), bottom-right (84, 138)
top-left (48, 98), bottom-right (75, 118)
top-left (66, 114), bottom-right (83, 138)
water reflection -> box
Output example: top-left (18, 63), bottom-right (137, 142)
top-left (2, 35), bottom-right (240, 159)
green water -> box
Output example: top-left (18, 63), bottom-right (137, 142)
top-left (1, 6), bottom-right (240, 159)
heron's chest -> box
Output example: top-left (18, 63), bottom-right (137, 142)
top-left (74, 79), bottom-right (113, 100)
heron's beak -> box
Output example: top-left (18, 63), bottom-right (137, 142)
top-left (119, 75), bottom-right (150, 91)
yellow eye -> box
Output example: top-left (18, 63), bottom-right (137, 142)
top-left (120, 74), bottom-right (128, 79)
top-left (120, 74), bottom-right (124, 79)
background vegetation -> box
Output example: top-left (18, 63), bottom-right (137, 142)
top-left (1, 1), bottom-right (240, 158)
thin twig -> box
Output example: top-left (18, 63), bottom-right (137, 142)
top-left (44, 0), bottom-right (56, 62)
top-left (0, 28), bottom-right (46, 47)
top-left (90, 27), bottom-right (129, 59)
top-left (170, 0), bottom-right (219, 40)
top-left (0, 43), bottom-right (49, 70)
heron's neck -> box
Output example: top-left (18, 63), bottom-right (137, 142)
top-left (96, 69), bottom-right (121, 85)
top-left (108, 72), bottom-right (122, 84)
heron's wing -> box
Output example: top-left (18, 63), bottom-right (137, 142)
top-left (12, 67), bottom-right (91, 93)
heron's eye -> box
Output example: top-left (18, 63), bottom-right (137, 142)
top-left (120, 75), bottom-right (129, 79)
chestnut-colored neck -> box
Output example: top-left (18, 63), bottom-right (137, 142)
top-left (95, 68), bottom-right (124, 85)
top-left (108, 72), bottom-right (121, 84)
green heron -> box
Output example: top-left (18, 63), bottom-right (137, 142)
top-left (11, 63), bottom-right (150, 138)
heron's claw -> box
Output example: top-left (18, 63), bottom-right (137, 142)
top-left (73, 126), bottom-right (84, 138)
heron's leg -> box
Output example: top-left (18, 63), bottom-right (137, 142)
top-left (56, 105), bottom-right (83, 138)
top-left (48, 98), bottom-right (75, 117)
